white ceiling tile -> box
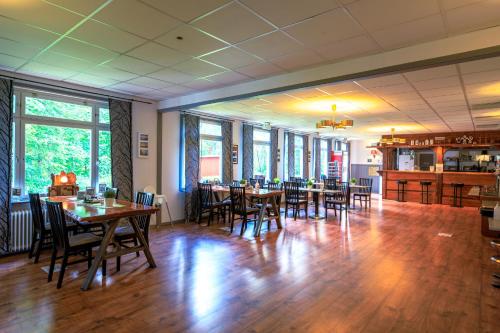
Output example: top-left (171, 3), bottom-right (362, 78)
top-left (147, 68), bottom-right (196, 84)
top-left (357, 74), bottom-right (406, 88)
top-left (66, 73), bottom-right (119, 88)
top-left (0, 16), bottom-right (60, 49)
top-left (404, 65), bottom-right (457, 82)
top-left (19, 62), bottom-right (78, 80)
top-left (34, 51), bottom-right (94, 71)
top-left (241, 0), bottom-right (339, 27)
top-left (317, 82), bottom-right (362, 95)
top-left (419, 87), bottom-right (463, 97)
top-left (94, 0), bottom-right (181, 39)
top-left (371, 14), bottom-right (446, 49)
top-left (107, 82), bottom-right (154, 94)
top-left (235, 62), bottom-right (285, 78)
top-left (0, 53), bottom-right (26, 70)
top-left (284, 8), bottom-right (364, 46)
top-left (192, 2), bottom-right (274, 43)
top-left (200, 47), bottom-right (262, 70)
top-left (155, 25), bottom-right (227, 57)
top-left (440, 0), bottom-right (484, 10)
top-left (412, 76), bottom-right (462, 90)
top-left (462, 70), bottom-right (500, 85)
top-left (315, 35), bottom-right (380, 60)
top-left (69, 19), bottom-right (146, 53)
top-left (127, 42), bottom-right (189, 67)
top-left (141, 0), bottom-right (231, 22)
top-left (50, 37), bottom-right (118, 63)
top-left (106, 55), bottom-right (162, 75)
top-left (346, 0), bottom-right (440, 31)
top-left (127, 76), bottom-right (173, 89)
top-left (0, 0), bottom-right (82, 33)
top-left (182, 78), bottom-right (218, 90)
top-left (238, 31), bottom-right (304, 60)
top-left (269, 49), bottom-right (324, 71)
top-left (85, 65), bottom-right (140, 81)
top-left (207, 71), bottom-right (250, 85)
top-left (0, 38), bottom-right (40, 59)
top-left (459, 56), bottom-right (500, 74)
top-left (369, 84), bottom-right (414, 95)
top-left (158, 85), bottom-right (195, 95)
top-left (445, 0), bottom-right (500, 34)
top-left (46, 0), bottom-right (105, 15)
top-left (171, 59), bottom-right (226, 77)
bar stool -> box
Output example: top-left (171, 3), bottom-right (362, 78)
top-left (397, 180), bottom-right (407, 202)
top-left (420, 181), bottom-right (432, 204)
top-left (451, 183), bottom-right (464, 207)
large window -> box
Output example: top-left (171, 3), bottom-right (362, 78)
top-left (253, 129), bottom-right (271, 180)
top-left (294, 135), bottom-right (304, 178)
top-left (11, 89), bottom-right (110, 195)
top-left (320, 139), bottom-right (328, 178)
top-left (200, 120), bottom-right (222, 182)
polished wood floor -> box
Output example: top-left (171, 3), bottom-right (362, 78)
top-left (0, 197), bottom-right (499, 333)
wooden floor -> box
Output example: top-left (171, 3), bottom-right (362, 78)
top-left (0, 197), bottom-right (499, 333)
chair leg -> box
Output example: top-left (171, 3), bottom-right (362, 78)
top-left (34, 234), bottom-right (44, 264)
top-left (240, 216), bottom-right (247, 236)
top-left (285, 203), bottom-right (288, 217)
top-left (134, 237), bottom-right (140, 257)
top-left (48, 247), bottom-right (57, 282)
top-left (230, 213), bottom-right (235, 233)
top-left (28, 232), bottom-right (37, 259)
top-left (57, 253), bottom-right (69, 289)
top-left (102, 258), bottom-right (107, 276)
top-left (116, 256), bottom-right (121, 272)
top-left (87, 249), bottom-right (92, 270)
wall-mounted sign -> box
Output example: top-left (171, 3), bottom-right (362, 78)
top-left (138, 132), bottom-right (149, 158)
top-left (232, 144), bottom-right (238, 164)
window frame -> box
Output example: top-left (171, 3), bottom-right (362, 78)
top-left (253, 128), bottom-right (271, 180)
top-left (12, 88), bottom-right (110, 195)
top-left (199, 119), bottom-right (223, 182)
top-left (294, 135), bottom-right (304, 178)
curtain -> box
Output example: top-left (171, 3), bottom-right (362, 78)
top-left (287, 132), bottom-right (295, 179)
top-left (303, 135), bottom-right (309, 179)
top-left (242, 124), bottom-right (253, 180)
top-left (184, 114), bottom-right (200, 222)
top-left (109, 99), bottom-right (133, 201)
top-left (314, 138), bottom-right (321, 180)
top-left (221, 120), bottom-right (233, 184)
top-left (327, 139), bottom-right (333, 178)
top-left (270, 128), bottom-right (278, 179)
top-left (0, 79), bottom-right (13, 255)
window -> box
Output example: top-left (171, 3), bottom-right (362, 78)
top-left (320, 140), bottom-right (328, 178)
top-left (284, 133), bottom-right (288, 180)
top-left (294, 135), bottom-right (303, 178)
top-left (253, 129), bottom-right (271, 180)
top-left (11, 88), bottom-right (110, 195)
top-left (200, 120), bottom-right (222, 182)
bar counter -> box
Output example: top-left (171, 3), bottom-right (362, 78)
top-left (378, 170), bottom-right (495, 207)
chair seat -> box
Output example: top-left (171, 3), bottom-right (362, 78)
top-left (234, 206), bottom-right (260, 215)
top-left (420, 181), bottom-right (432, 186)
top-left (69, 233), bottom-right (102, 248)
top-left (397, 180), bottom-right (408, 184)
top-left (114, 225), bottom-right (135, 238)
top-left (286, 199), bottom-right (308, 205)
top-left (353, 193), bottom-right (370, 197)
top-left (327, 199), bottom-right (347, 204)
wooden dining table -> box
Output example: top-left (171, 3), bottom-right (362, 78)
top-left (299, 187), bottom-right (341, 220)
top-left (45, 196), bottom-right (159, 291)
top-left (212, 186), bottom-right (283, 237)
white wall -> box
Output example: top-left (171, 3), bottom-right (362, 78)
top-left (350, 139), bottom-right (382, 165)
top-left (160, 111), bottom-right (185, 222)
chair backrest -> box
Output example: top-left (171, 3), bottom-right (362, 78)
top-left (249, 178), bottom-right (264, 187)
top-left (284, 181), bottom-right (300, 202)
top-left (46, 201), bottom-right (69, 250)
top-left (198, 183), bottom-right (213, 209)
top-left (358, 178), bottom-right (373, 193)
top-left (337, 182), bottom-right (349, 200)
top-left (29, 193), bottom-right (46, 233)
top-left (324, 178), bottom-right (337, 190)
top-left (135, 191), bottom-right (155, 230)
top-left (229, 186), bottom-right (247, 215)
top-left (267, 182), bottom-right (282, 191)
top-left (232, 180), bottom-right (240, 187)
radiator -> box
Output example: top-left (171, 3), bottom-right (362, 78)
top-left (10, 210), bottom-right (34, 253)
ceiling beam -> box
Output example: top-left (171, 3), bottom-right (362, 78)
top-left (159, 26), bottom-right (500, 111)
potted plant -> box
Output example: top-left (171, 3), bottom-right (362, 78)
top-left (350, 177), bottom-right (357, 185)
top-left (273, 177), bottom-right (281, 184)
top-left (307, 178), bottom-right (315, 189)
top-left (103, 189), bottom-right (116, 207)
top-left (239, 179), bottom-right (247, 187)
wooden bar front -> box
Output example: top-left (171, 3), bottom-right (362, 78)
top-left (379, 170), bottom-right (495, 207)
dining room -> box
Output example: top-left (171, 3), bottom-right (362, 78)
top-left (1, 0), bottom-right (500, 332)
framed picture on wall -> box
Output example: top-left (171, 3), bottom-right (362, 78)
top-left (232, 144), bottom-right (238, 164)
top-left (138, 132), bottom-right (149, 158)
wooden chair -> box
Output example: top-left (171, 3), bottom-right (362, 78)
top-left (28, 193), bottom-right (77, 263)
top-left (284, 181), bottom-right (308, 221)
top-left (353, 178), bottom-right (373, 209)
top-left (323, 178), bottom-right (338, 207)
top-left (325, 182), bottom-right (349, 220)
top-left (114, 192), bottom-right (154, 272)
top-left (46, 201), bottom-right (103, 289)
top-left (249, 178), bottom-right (265, 188)
top-left (265, 182), bottom-right (283, 228)
top-left (197, 183), bottom-right (228, 226)
top-left (229, 186), bottom-right (260, 236)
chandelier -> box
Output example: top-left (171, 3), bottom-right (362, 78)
top-left (380, 128), bottom-right (406, 145)
top-left (315, 104), bottom-right (354, 130)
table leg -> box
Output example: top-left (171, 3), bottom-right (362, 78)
top-left (129, 217), bottom-right (156, 268)
top-left (271, 197), bottom-right (282, 229)
top-left (81, 220), bottom-right (118, 291)
top-left (308, 192), bottom-right (325, 220)
top-left (254, 198), bottom-right (269, 237)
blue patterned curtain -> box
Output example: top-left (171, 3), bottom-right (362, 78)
top-left (270, 128), bottom-right (278, 179)
top-left (184, 114), bottom-right (200, 222)
top-left (287, 132), bottom-right (295, 179)
top-left (314, 138), bottom-right (321, 180)
top-left (242, 124), bottom-right (253, 180)
top-left (221, 120), bottom-right (233, 184)
top-left (0, 79), bottom-right (13, 255)
top-left (303, 135), bottom-right (309, 179)
top-left (109, 99), bottom-right (133, 201)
